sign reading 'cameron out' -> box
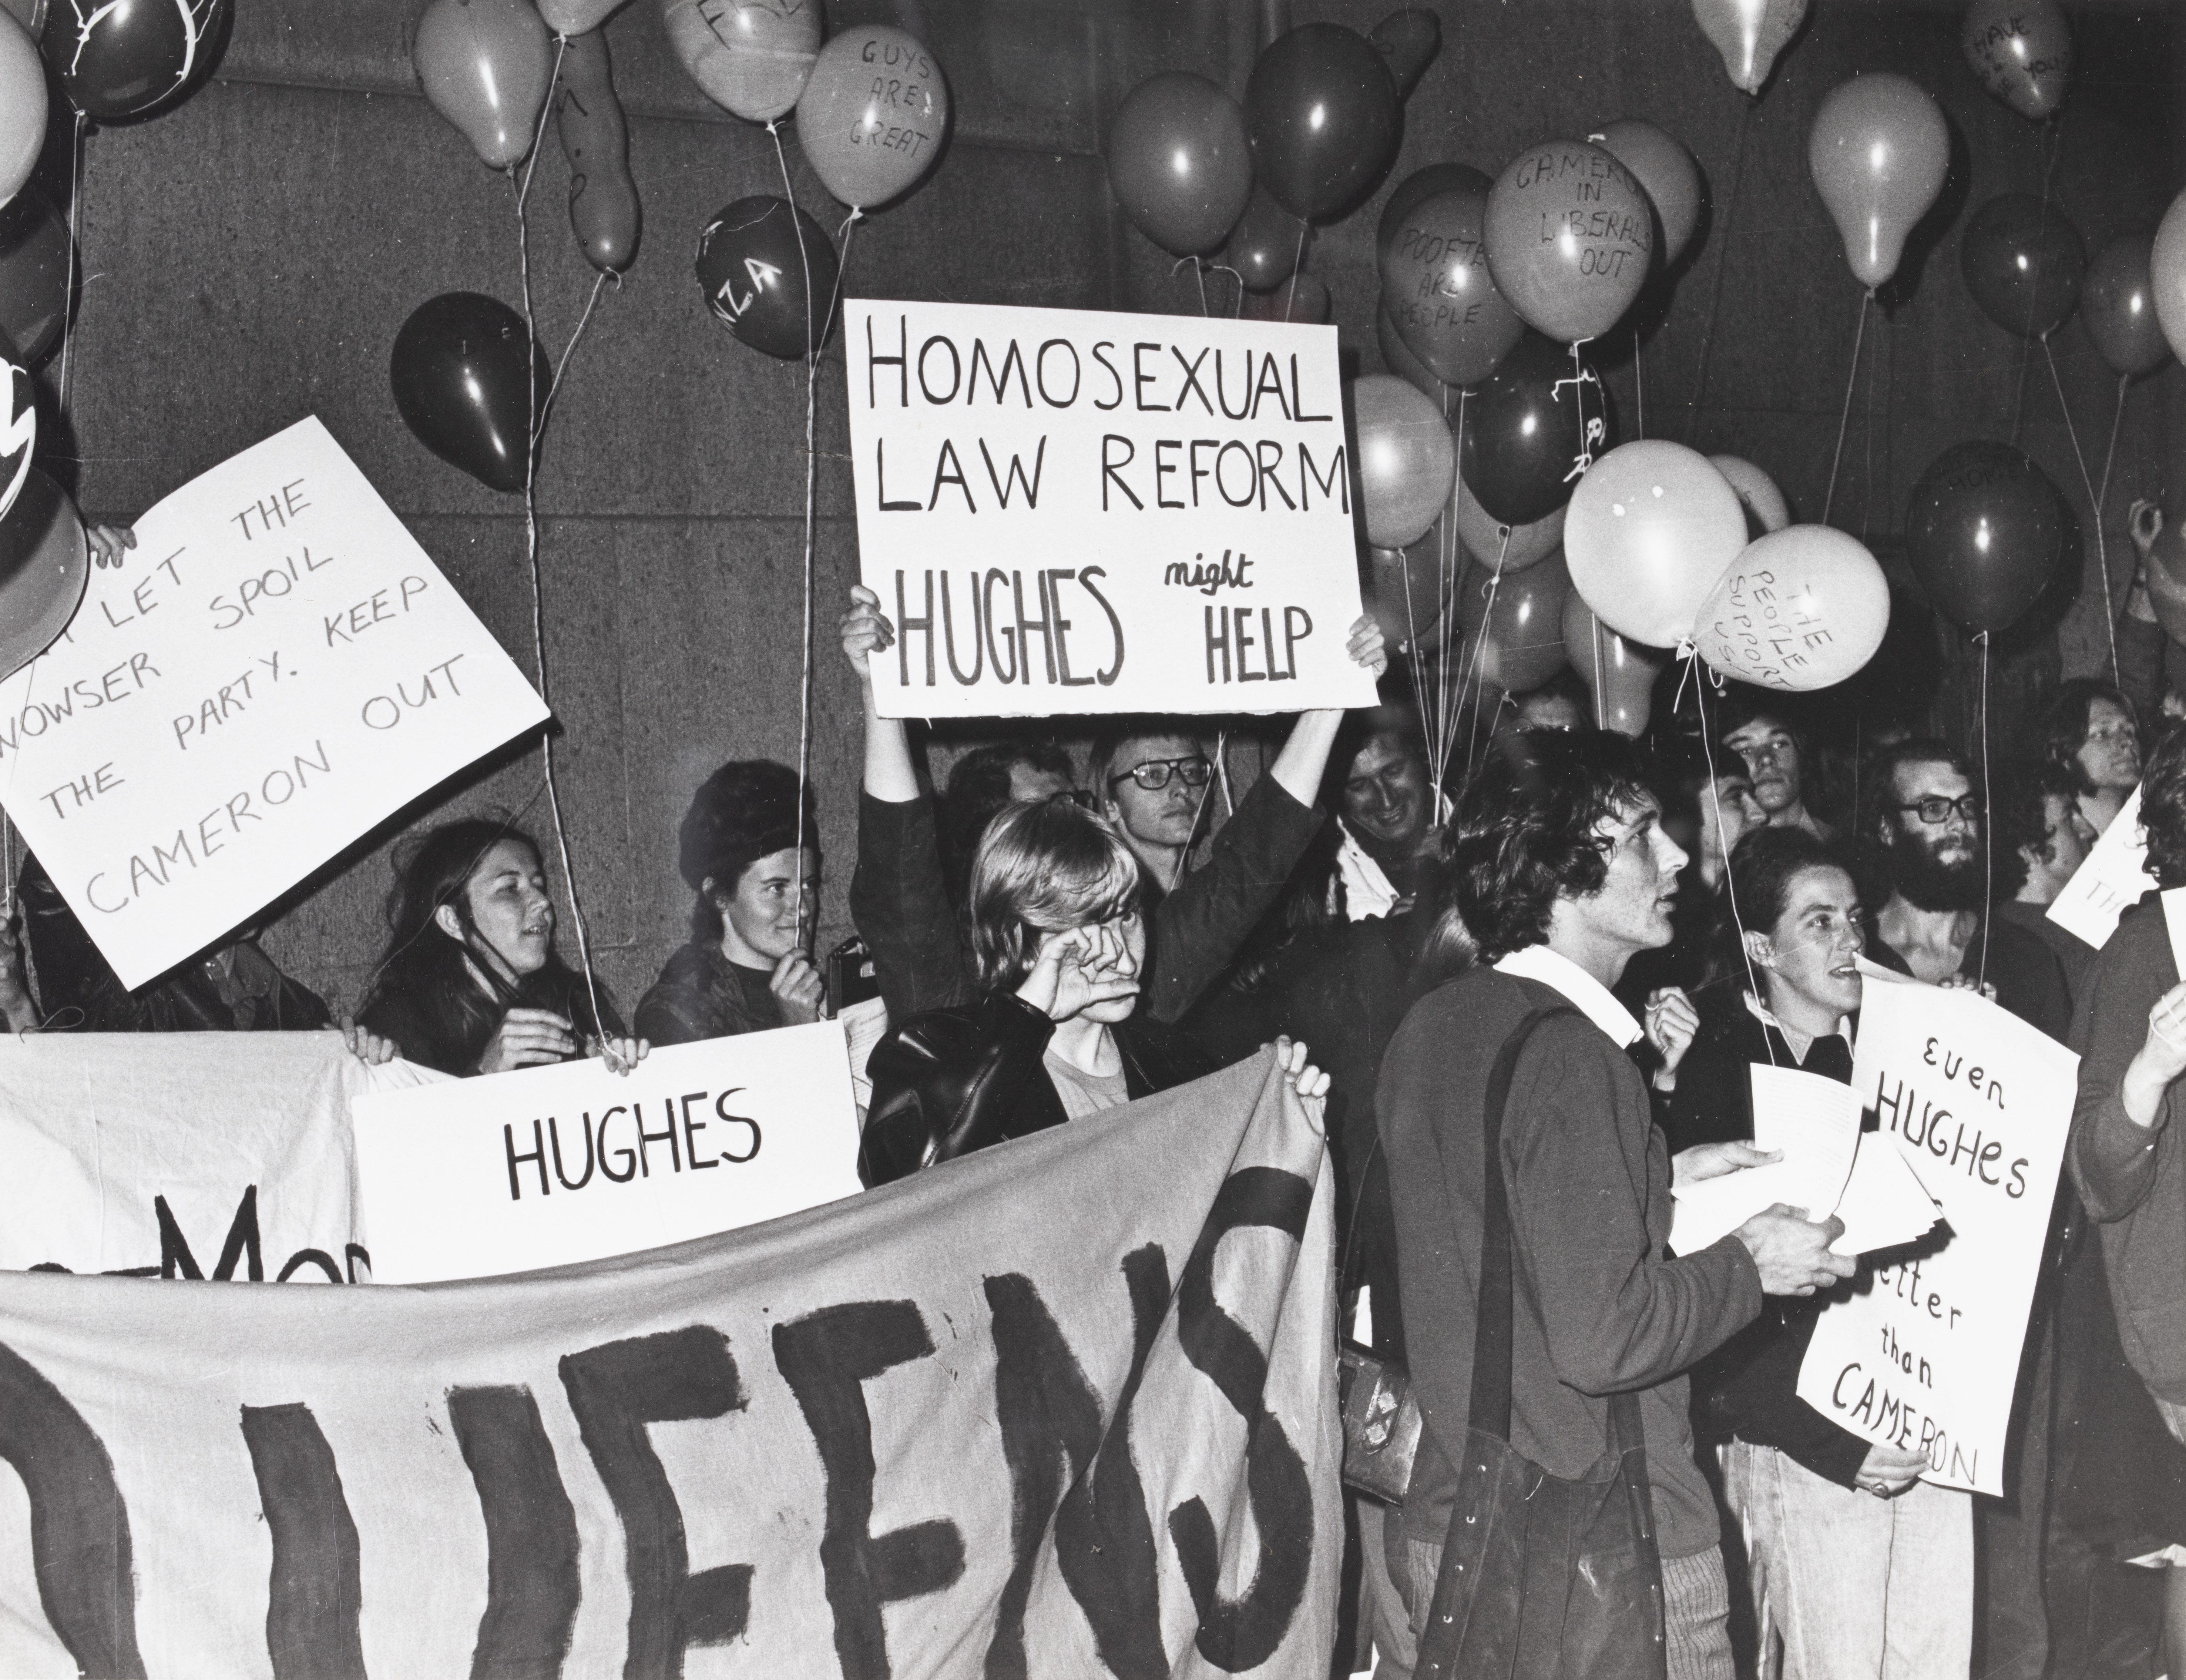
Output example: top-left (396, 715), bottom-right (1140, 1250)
top-left (844, 299), bottom-right (1377, 719)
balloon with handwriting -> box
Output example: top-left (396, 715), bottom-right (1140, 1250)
top-left (795, 26), bottom-right (948, 209)
top-left (1228, 185), bottom-right (1309, 292)
top-left (1460, 332), bottom-right (1596, 527)
top-left (1710, 455), bottom-right (1791, 539)
top-left (0, 329), bottom-right (30, 527)
top-left (1106, 72), bottom-right (1252, 258)
top-left (0, 189), bottom-right (67, 366)
top-left (1564, 440), bottom-right (1748, 649)
top-left (41, 0), bottom-right (227, 121)
top-left (0, 467), bottom-right (86, 683)
top-left (1384, 178), bottom-right (1525, 389)
top-left (1368, 7), bottom-right (1438, 100)
top-left (1453, 482), bottom-right (1564, 575)
top-left (1589, 118), bottom-right (1702, 268)
top-left (694, 195), bottom-right (840, 358)
top-left (1485, 138), bottom-right (1653, 343)
top-left (1244, 22), bottom-right (1399, 223)
top-left (1960, 192), bottom-right (2085, 340)
top-left (1690, 0), bottom-right (1808, 94)
top-left (555, 30), bottom-right (640, 272)
top-left (390, 293), bottom-right (550, 494)
top-left (2082, 233), bottom-right (2169, 379)
top-left (662, 0), bottom-right (820, 124)
top-left (1904, 440), bottom-right (2065, 635)
top-left (1460, 550), bottom-right (1572, 692)
top-left (414, 0), bottom-right (554, 170)
top-left (0, 11), bottom-right (42, 206)
top-left (1694, 526), bottom-right (1890, 692)
top-left (1356, 375), bottom-right (1457, 550)
top-left (1961, 0), bottom-right (2070, 122)
top-left (1378, 162), bottom-right (1485, 271)
top-left (1564, 592), bottom-right (1660, 735)
top-left (1808, 73), bottom-right (1948, 292)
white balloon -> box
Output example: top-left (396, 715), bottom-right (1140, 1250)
top-left (1693, 525), bottom-right (1890, 692)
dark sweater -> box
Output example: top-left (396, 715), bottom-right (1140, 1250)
top-left (635, 943), bottom-right (783, 1046)
top-left (1378, 965), bottom-right (1763, 1558)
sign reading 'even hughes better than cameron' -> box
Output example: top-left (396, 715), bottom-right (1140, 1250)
top-left (844, 299), bottom-right (1377, 719)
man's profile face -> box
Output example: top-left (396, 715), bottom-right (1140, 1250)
top-left (1343, 734), bottom-right (1430, 848)
top-left (1576, 795), bottom-right (1689, 954)
top-left (1102, 732), bottom-right (1207, 849)
top-left (1723, 715), bottom-right (1802, 816)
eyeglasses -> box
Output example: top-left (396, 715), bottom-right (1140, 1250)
top-left (1895, 794), bottom-right (1981, 826)
top-left (1109, 755), bottom-right (1212, 793)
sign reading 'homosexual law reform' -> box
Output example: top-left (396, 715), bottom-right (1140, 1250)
top-left (0, 419), bottom-right (549, 987)
top-left (845, 299), bottom-right (1378, 719)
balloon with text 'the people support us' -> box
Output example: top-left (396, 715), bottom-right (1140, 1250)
top-left (1960, 193), bottom-right (2085, 341)
top-left (694, 195), bottom-right (840, 359)
top-left (1459, 332), bottom-right (1596, 527)
top-left (1689, 0), bottom-right (1809, 95)
top-left (1807, 73), bottom-right (1949, 292)
top-left (413, 0), bottom-right (553, 170)
top-left (1961, 0), bottom-right (2071, 123)
top-left (390, 293), bottom-right (551, 494)
top-left (42, 0), bottom-right (228, 122)
top-left (1383, 177), bottom-right (1525, 390)
top-left (1693, 525), bottom-right (1890, 692)
top-left (1485, 138), bottom-right (1653, 344)
top-left (1904, 440), bottom-right (2066, 636)
top-left (662, 0), bottom-right (820, 123)
top-left (795, 26), bottom-right (948, 210)
top-left (2082, 233), bottom-right (2170, 379)
top-left (1244, 22), bottom-right (1399, 224)
top-left (1354, 376), bottom-right (1455, 551)
top-left (1105, 72), bottom-right (1253, 258)
top-left (1563, 440), bottom-right (1748, 649)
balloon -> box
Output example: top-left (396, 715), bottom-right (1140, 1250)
top-left (1690, 0), bottom-right (1808, 95)
top-left (0, 2), bottom-right (44, 33)
top-left (555, 30), bottom-right (640, 273)
top-left (1485, 139), bottom-right (1653, 343)
top-left (1961, 0), bottom-right (2071, 122)
top-left (1366, 544), bottom-right (1445, 651)
top-left (1807, 73), bottom-right (1949, 292)
top-left (0, 190), bottom-right (67, 366)
top-left (0, 331), bottom-right (28, 527)
top-left (1460, 333), bottom-right (1596, 526)
top-left (2082, 234), bottom-right (2170, 379)
top-left (1453, 480), bottom-right (1564, 574)
top-left (1383, 181), bottom-right (1526, 389)
top-left (1244, 23), bottom-right (1399, 224)
top-left (1588, 118), bottom-right (1702, 269)
top-left (1460, 553), bottom-right (1571, 692)
top-left (390, 293), bottom-right (550, 494)
top-left (1239, 273), bottom-right (1330, 325)
top-left (0, 468), bottom-right (86, 684)
top-left (662, 0), bottom-right (819, 124)
top-left (1710, 455), bottom-right (1791, 537)
top-left (1227, 186), bottom-right (1309, 292)
top-left (1369, 7), bottom-right (1438, 100)
top-left (413, 0), bottom-right (553, 171)
top-left (1695, 526), bottom-right (1890, 692)
top-left (1105, 73), bottom-right (1252, 258)
top-left (539, 0), bottom-right (625, 34)
top-left (41, 0), bottom-right (226, 122)
top-left (1354, 375), bottom-right (1456, 550)
top-left (1903, 440), bottom-right (2066, 635)
top-left (1564, 440), bottom-right (1748, 649)
top-left (2143, 523), bottom-right (2186, 646)
top-left (1563, 593), bottom-right (1661, 736)
top-left (1377, 304), bottom-right (1450, 405)
top-left (0, 12), bottom-right (42, 206)
top-left (2146, 187), bottom-right (2186, 370)
top-left (1377, 162), bottom-right (1487, 269)
top-left (1959, 192), bottom-right (2085, 340)
top-left (694, 195), bottom-right (840, 359)
top-left (795, 26), bottom-right (948, 209)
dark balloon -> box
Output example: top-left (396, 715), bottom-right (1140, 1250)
top-left (0, 328), bottom-right (31, 527)
top-left (1368, 7), bottom-right (1439, 99)
top-left (1960, 193), bottom-right (2086, 341)
top-left (0, 189), bottom-right (69, 366)
top-left (2082, 233), bottom-right (2170, 379)
top-left (1376, 162), bottom-right (1488, 272)
top-left (1459, 333), bottom-right (1596, 527)
top-left (694, 195), bottom-right (840, 360)
top-left (1244, 23), bottom-right (1400, 224)
top-left (390, 293), bottom-right (550, 494)
top-left (42, 0), bottom-right (228, 122)
top-left (1904, 440), bottom-right (2066, 635)
top-left (1106, 71), bottom-right (1252, 258)
top-left (0, 467), bottom-right (86, 684)
top-left (1226, 185), bottom-right (1309, 292)
top-left (555, 29), bottom-right (640, 273)
top-left (1458, 550), bottom-right (1573, 692)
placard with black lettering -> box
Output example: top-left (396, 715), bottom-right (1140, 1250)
top-left (844, 298), bottom-right (1378, 718)
top-left (0, 418), bottom-right (550, 987)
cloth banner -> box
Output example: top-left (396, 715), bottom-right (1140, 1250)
top-left (1797, 968), bottom-right (2078, 1495)
top-left (0, 1048), bottom-right (1340, 1679)
top-left (0, 1031), bottom-right (441, 1282)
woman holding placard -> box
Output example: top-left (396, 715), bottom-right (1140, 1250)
top-left (1666, 827), bottom-right (1972, 1680)
top-left (358, 819), bottom-right (645, 1078)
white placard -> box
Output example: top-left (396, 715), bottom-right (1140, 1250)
top-left (1829, 1130), bottom-right (1942, 1258)
top-left (350, 1022), bottom-right (864, 1283)
top-left (0, 419), bottom-right (548, 987)
top-left (1669, 1063), bottom-right (1861, 1255)
top-left (2047, 783), bottom-right (2154, 951)
top-left (843, 298), bottom-right (1377, 719)
top-left (1797, 968), bottom-right (2078, 1495)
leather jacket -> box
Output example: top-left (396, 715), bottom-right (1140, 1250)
top-left (859, 992), bottom-right (1211, 1186)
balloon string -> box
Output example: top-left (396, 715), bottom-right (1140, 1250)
top-left (1978, 630), bottom-right (1992, 997)
top-left (1820, 289), bottom-right (1870, 527)
top-left (768, 120), bottom-right (822, 928)
top-left (1633, 327), bottom-right (1644, 441)
top-left (2041, 336), bottom-right (2120, 686)
top-left (55, 114), bottom-right (85, 428)
top-left (1195, 258), bottom-right (1209, 319)
top-left (1683, 94), bottom-right (1753, 446)
top-left (510, 132), bottom-right (606, 1056)
top-left (542, 269), bottom-right (614, 430)
top-left (1438, 389), bottom-right (1470, 799)
top-left (1693, 667), bottom-right (1773, 1064)
top-left (1285, 222), bottom-right (1308, 322)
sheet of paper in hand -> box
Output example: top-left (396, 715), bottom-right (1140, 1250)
top-left (351, 1022), bottom-right (864, 1283)
top-left (2048, 783), bottom-right (2153, 951)
top-left (1797, 967), bottom-right (2078, 1494)
top-left (844, 299), bottom-right (1377, 719)
top-left (0, 418), bottom-right (548, 987)
top-left (1669, 1063), bottom-right (1861, 1255)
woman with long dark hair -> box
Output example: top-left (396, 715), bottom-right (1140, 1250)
top-left (358, 818), bottom-right (645, 1077)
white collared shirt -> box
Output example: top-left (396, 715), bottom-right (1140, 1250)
top-left (1493, 944), bottom-right (1643, 1047)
